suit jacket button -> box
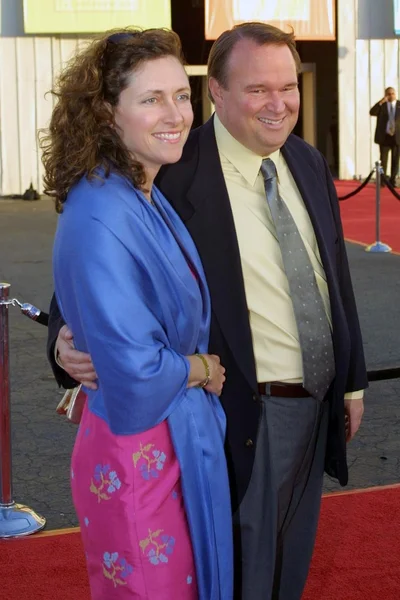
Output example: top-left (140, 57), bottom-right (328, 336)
top-left (245, 438), bottom-right (254, 447)
top-left (252, 394), bottom-right (258, 402)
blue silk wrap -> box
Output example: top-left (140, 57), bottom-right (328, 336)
top-left (53, 172), bottom-right (233, 599)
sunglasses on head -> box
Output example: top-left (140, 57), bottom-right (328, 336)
top-left (107, 32), bottom-right (137, 44)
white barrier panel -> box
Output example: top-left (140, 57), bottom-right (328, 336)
top-left (0, 36), bottom-right (84, 195)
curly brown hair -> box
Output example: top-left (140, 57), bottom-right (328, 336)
top-left (40, 28), bottom-right (185, 213)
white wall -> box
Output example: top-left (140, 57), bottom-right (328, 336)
top-left (1, 1), bottom-right (400, 191)
top-left (0, 36), bottom-right (86, 194)
top-left (338, 0), bottom-right (400, 179)
top-left (0, 2), bottom-right (86, 194)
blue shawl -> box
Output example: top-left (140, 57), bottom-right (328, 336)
top-left (53, 172), bottom-right (233, 599)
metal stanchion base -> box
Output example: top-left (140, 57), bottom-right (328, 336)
top-left (0, 502), bottom-right (46, 538)
top-left (365, 241), bottom-right (392, 253)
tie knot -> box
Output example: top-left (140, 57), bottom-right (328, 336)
top-left (261, 158), bottom-right (277, 182)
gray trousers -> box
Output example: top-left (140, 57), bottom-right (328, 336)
top-left (233, 386), bottom-right (329, 600)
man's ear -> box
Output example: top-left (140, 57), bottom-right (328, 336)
top-left (208, 77), bottom-right (224, 108)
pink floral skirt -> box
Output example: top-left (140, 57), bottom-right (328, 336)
top-left (71, 402), bottom-right (198, 599)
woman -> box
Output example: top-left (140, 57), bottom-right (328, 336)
top-left (41, 28), bottom-right (233, 599)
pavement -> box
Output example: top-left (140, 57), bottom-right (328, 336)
top-left (0, 197), bottom-right (399, 530)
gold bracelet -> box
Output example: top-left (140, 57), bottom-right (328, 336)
top-left (195, 353), bottom-right (210, 388)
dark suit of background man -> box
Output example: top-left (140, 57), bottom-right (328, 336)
top-left (370, 87), bottom-right (400, 186)
top-left (47, 23), bottom-right (367, 600)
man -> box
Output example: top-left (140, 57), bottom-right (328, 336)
top-left (370, 87), bottom-right (400, 186)
top-left (48, 23), bottom-right (367, 599)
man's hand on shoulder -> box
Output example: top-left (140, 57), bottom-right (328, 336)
top-left (344, 397), bottom-right (364, 442)
top-left (56, 324), bottom-right (98, 390)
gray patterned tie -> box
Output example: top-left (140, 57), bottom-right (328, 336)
top-left (260, 158), bottom-right (335, 401)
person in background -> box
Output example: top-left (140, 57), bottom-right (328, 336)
top-left (41, 27), bottom-right (233, 600)
top-left (370, 87), bottom-right (400, 186)
top-left (47, 22), bottom-right (367, 600)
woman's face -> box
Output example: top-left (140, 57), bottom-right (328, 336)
top-left (114, 56), bottom-right (193, 183)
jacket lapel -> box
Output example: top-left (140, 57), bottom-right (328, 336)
top-left (282, 139), bottom-right (328, 247)
top-left (180, 120), bottom-right (258, 391)
top-left (282, 137), bottom-right (338, 282)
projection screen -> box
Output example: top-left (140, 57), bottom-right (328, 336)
top-left (205, 0), bottom-right (335, 41)
top-left (23, 0), bottom-right (171, 34)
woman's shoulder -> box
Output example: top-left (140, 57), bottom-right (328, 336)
top-left (60, 171), bottom-right (150, 249)
top-left (71, 170), bottom-right (136, 201)
top-left (66, 171), bottom-right (142, 220)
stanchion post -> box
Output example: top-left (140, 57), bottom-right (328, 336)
top-left (0, 282), bottom-right (46, 538)
top-left (0, 283), bottom-right (12, 506)
top-left (375, 161), bottom-right (381, 243)
top-left (365, 161), bottom-right (392, 253)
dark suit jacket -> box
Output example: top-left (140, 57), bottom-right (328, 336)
top-left (370, 100), bottom-right (400, 145)
top-left (47, 117), bottom-right (368, 511)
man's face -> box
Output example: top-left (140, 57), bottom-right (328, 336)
top-left (386, 88), bottom-right (396, 102)
top-left (210, 40), bottom-right (300, 156)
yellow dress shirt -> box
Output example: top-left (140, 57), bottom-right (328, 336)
top-left (214, 115), bottom-right (363, 400)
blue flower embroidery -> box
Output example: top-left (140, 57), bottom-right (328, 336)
top-left (148, 547), bottom-right (167, 565)
top-left (139, 463), bottom-right (158, 480)
top-left (133, 444), bottom-right (167, 480)
top-left (153, 450), bottom-right (167, 471)
top-left (84, 517), bottom-right (90, 527)
top-left (139, 529), bottom-right (175, 565)
top-left (161, 534), bottom-right (176, 557)
top-left (103, 552), bottom-right (133, 588)
top-left (107, 470), bottom-right (122, 494)
top-left (103, 552), bottom-right (119, 569)
top-left (94, 464), bottom-right (110, 483)
top-left (91, 464), bottom-right (121, 502)
top-left (119, 557), bottom-right (134, 580)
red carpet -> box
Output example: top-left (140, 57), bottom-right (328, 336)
top-left (303, 485), bottom-right (400, 599)
top-left (1, 486), bottom-right (400, 599)
top-left (335, 180), bottom-right (400, 253)
top-left (0, 528), bottom-right (90, 600)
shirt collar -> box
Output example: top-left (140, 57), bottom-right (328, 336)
top-left (214, 114), bottom-right (281, 187)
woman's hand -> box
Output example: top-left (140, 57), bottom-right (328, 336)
top-left (204, 354), bottom-right (226, 396)
top-left (187, 353), bottom-right (226, 396)
top-left (55, 325), bottom-right (98, 389)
